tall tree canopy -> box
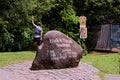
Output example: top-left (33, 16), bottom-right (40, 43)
top-left (0, 0), bottom-right (120, 51)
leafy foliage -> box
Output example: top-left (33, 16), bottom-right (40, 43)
top-left (0, 0), bottom-right (120, 51)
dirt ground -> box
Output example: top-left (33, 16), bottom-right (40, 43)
top-left (0, 61), bottom-right (100, 80)
top-left (0, 61), bottom-right (120, 80)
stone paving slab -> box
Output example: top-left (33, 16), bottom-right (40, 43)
top-left (0, 61), bottom-right (100, 80)
top-left (104, 74), bottom-right (120, 80)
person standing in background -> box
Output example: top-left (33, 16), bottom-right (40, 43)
top-left (32, 16), bottom-right (43, 49)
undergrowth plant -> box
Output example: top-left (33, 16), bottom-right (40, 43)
top-left (118, 52), bottom-right (120, 74)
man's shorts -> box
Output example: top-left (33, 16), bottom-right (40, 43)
top-left (33, 37), bottom-right (42, 45)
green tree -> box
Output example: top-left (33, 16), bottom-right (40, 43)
top-left (1, 0), bottom-right (120, 51)
top-left (0, 0), bottom-right (58, 51)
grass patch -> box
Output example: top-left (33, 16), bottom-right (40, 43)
top-left (0, 51), bottom-right (119, 77)
top-left (97, 72), bottom-right (105, 80)
top-left (81, 51), bottom-right (119, 74)
top-left (0, 51), bottom-right (35, 68)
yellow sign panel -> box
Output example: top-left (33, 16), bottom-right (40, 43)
top-left (80, 16), bottom-right (86, 26)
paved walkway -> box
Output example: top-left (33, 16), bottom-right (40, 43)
top-left (105, 74), bottom-right (120, 80)
top-left (0, 61), bottom-right (100, 80)
top-left (1, 61), bottom-right (120, 80)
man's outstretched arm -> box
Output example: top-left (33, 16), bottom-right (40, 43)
top-left (32, 16), bottom-right (35, 25)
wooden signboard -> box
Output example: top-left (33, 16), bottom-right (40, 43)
top-left (79, 16), bottom-right (87, 39)
top-left (80, 27), bottom-right (87, 39)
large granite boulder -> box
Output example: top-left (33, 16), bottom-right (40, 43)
top-left (30, 30), bottom-right (83, 70)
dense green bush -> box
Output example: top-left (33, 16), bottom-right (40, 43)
top-left (0, 0), bottom-right (120, 52)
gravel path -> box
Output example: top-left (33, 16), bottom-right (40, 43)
top-left (105, 74), bottom-right (120, 80)
top-left (0, 61), bottom-right (100, 80)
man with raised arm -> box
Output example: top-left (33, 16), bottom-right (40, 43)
top-left (32, 16), bottom-right (43, 49)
